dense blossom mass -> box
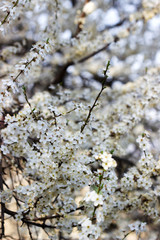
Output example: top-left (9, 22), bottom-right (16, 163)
top-left (0, 0), bottom-right (160, 239)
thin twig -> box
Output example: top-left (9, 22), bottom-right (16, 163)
top-left (1, 0), bottom-right (19, 25)
top-left (78, 43), bottom-right (111, 64)
top-left (22, 85), bottom-right (31, 108)
top-left (77, 36), bottom-right (118, 64)
top-left (53, 110), bottom-right (57, 126)
top-left (27, 224), bottom-right (34, 240)
top-left (122, 230), bottom-right (134, 240)
top-left (100, 17), bottom-right (127, 32)
top-left (81, 60), bottom-right (110, 133)
top-left (13, 57), bottom-right (36, 82)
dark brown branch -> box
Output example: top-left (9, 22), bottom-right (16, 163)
top-left (22, 219), bottom-right (56, 229)
top-left (78, 43), bottom-right (111, 63)
top-left (54, 36), bottom-right (119, 85)
top-left (4, 207), bottom-right (56, 229)
top-left (27, 224), bottom-right (34, 240)
top-left (4, 204), bottom-right (83, 230)
top-left (78, 37), bottom-right (119, 63)
top-left (4, 207), bottom-right (16, 217)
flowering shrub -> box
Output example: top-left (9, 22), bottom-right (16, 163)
top-left (1, 0), bottom-right (160, 239)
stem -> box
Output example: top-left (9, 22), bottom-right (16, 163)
top-left (91, 170), bottom-right (104, 221)
top-left (13, 57), bottom-right (36, 82)
top-left (22, 86), bottom-right (31, 108)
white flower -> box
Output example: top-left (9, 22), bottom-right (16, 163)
top-left (136, 132), bottom-right (150, 151)
top-left (128, 221), bottom-right (146, 234)
top-left (79, 218), bottom-right (94, 234)
top-left (84, 191), bottom-right (103, 206)
top-left (95, 152), bottom-right (117, 170)
top-left (1, 144), bottom-right (10, 154)
top-left (96, 209), bottom-right (104, 223)
top-left (83, 2), bottom-right (96, 15)
top-left (137, 175), bottom-right (152, 189)
top-left (79, 218), bottom-right (100, 239)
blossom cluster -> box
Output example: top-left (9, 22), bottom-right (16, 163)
top-left (1, 80), bottom-right (160, 239)
top-left (95, 152), bottom-right (117, 170)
